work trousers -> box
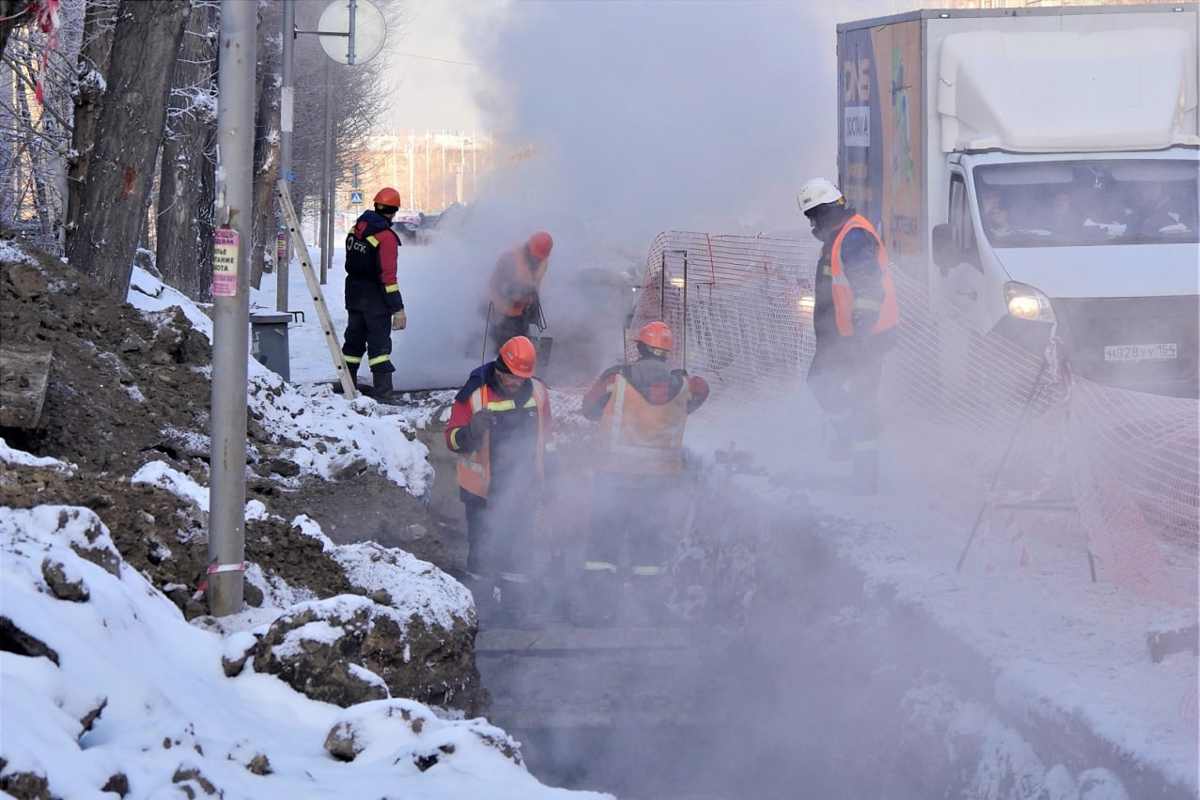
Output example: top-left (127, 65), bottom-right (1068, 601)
top-left (342, 310), bottom-right (394, 374)
top-left (585, 474), bottom-right (676, 574)
top-left (807, 332), bottom-right (895, 484)
top-left (463, 483), bottom-right (537, 581)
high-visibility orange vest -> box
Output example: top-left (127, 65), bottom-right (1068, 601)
top-left (486, 244), bottom-right (548, 318)
top-left (830, 215), bottom-right (899, 337)
top-left (596, 374), bottom-right (691, 477)
top-left (455, 379), bottom-right (551, 500)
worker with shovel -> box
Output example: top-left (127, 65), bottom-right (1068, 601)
top-left (575, 321), bottom-right (709, 626)
top-left (482, 231), bottom-right (553, 356)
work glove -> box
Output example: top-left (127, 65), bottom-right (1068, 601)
top-left (391, 310), bottom-right (407, 331)
top-left (468, 409), bottom-right (495, 440)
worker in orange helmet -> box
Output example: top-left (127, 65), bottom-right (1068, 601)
top-left (481, 231), bottom-right (553, 355)
top-left (575, 321), bottom-right (709, 626)
top-left (445, 335), bottom-right (559, 628)
top-left (339, 187), bottom-right (406, 402)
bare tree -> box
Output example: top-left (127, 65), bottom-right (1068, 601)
top-left (65, 0), bottom-right (190, 300)
top-left (249, 0), bottom-right (282, 290)
top-left (0, 0), bottom-right (84, 246)
top-left (0, 0), bottom-right (37, 56)
top-left (285, 0), bottom-right (394, 233)
top-left (155, 0), bottom-right (217, 302)
top-left (65, 0), bottom-right (117, 246)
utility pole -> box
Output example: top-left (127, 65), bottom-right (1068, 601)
top-left (277, 0), bottom-right (295, 312)
top-left (208, 0), bottom-right (257, 616)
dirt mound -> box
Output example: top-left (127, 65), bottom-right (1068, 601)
top-left (0, 242), bottom-right (442, 614)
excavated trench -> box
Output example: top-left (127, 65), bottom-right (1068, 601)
top-left (417, 427), bottom-right (1194, 800)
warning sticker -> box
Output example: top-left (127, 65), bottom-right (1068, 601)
top-left (212, 228), bottom-right (239, 297)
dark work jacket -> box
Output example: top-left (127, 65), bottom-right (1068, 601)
top-left (813, 212), bottom-right (882, 341)
top-left (344, 210), bottom-right (404, 314)
top-left (446, 363), bottom-right (557, 500)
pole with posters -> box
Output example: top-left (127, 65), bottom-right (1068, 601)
top-left (208, 0), bottom-right (257, 617)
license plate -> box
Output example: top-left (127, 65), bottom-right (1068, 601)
top-left (1103, 343), bottom-right (1178, 363)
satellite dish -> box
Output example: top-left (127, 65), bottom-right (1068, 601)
top-left (318, 0), bottom-right (386, 65)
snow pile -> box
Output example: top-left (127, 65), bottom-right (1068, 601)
top-left (0, 498), bottom-right (609, 800)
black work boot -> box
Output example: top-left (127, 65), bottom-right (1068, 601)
top-left (371, 371), bottom-right (395, 403)
top-left (627, 573), bottom-right (671, 627)
top-left (494, 579), bottom-right (544, 630)
top-left (572, 569), bottom-right (619, 627)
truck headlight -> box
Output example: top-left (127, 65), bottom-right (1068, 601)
top-left (1003, 281), bottom-right (1056, 323)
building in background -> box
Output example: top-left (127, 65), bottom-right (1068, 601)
top-left (347, 131), bottom-right (496, 215)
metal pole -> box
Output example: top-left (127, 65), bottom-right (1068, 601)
top-left (209, 0), bottom-right (255, 616)
top-left (277, 0), bottom-right (294, 312)
top-left (321, 58), bottom-right (333, 285)
top-left (408, 133), bottom-right (414, 208)
top-left (681, 249), bottom-right (689, 371)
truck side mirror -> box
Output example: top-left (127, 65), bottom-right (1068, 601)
top-left (931, 223), bottom-right (958, 275)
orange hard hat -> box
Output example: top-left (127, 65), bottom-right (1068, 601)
top-left (374, 187), bottom-right (401, 208)
top-left (634, 321), bottom-right (673, 355)
top-left (499, 335), bottom-right (536, 378)
top-left (528, 231), bottom-right (553, 261)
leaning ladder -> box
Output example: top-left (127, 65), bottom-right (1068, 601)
top-left (275, 179), bottom-right (357, 398)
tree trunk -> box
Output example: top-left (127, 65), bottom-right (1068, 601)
top-left (65, 0), bottom-right (190, 301)
top-left (248, 0), bottom-right (281, 291)
top-left (156, 0), bottom-right (217, 302)
top-left (0, 0), bottom-right (35, 57)
top-left (65, 0), bottom-right (118, 249)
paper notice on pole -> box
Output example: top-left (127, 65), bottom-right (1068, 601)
top-left (212, 228), bottom-right (238, 297)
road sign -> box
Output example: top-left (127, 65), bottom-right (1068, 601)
top-left (318, 0), bottom-right (386, 65)
top-left (349, 190), bottom-right (364, 205)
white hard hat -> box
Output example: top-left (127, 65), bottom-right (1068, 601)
top-left (797, 178), bottom-right (844, 214)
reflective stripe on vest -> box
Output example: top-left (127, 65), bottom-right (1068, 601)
top-left (455, 380), bottom-right (549, 499)
top-left (597, 374), bottom-right (689, 476)
top-left (829, 215), bottom-right (899, 337)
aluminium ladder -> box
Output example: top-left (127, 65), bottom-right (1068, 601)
top-left (275, 179), bottom-right (357, 398)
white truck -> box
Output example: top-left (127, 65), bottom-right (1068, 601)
top-left (836, 3), bottom-right (1198, 397)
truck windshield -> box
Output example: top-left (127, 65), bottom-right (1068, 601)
top-left (973, 160), bottom-right (1199, 248)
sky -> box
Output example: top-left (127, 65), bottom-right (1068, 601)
top-left (2, 237), bottom-right (1196, 798)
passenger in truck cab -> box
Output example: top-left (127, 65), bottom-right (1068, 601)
top-left (1039, 187), bottom-right (1094, 239)
top-left (980, 190), bottom-right (1016, 238)
top-left (1124, 180), bottom-right (1190, 237)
